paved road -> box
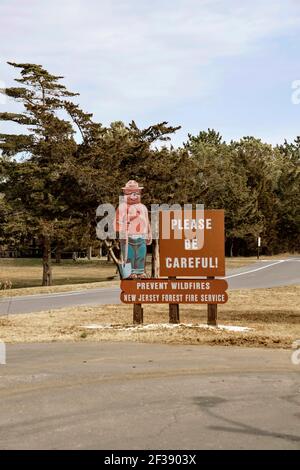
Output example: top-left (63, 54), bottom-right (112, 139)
top-left (0, 342), bottom-right (299, 450)
top-left (0, 258), bottom-right (299, 315)
top-left (225, 258), bottom-right (300, 289)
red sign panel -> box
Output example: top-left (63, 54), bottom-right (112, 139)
top-left (121, 278), bottom-right (228, 304)
top-left (159, 209), bottom-right (225, 277)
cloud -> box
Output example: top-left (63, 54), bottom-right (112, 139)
top-left (1, 0), bottom-right (300, 130)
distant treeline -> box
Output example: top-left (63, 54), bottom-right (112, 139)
top-left (0, 63), bottom-right (299, 284)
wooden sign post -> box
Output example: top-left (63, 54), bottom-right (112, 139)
top-left (207, 276), bottom-right (217, 326)
top-left (168, 276), bottom-right (180, 323)
top-left (133, 304), bottom-right (143, 324)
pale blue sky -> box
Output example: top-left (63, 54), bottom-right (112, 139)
top-left (1, 0), bottom-right (300, 146)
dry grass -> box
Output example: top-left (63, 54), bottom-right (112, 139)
top-left (0, 258), bottom-right (118, 290)
top-left (0, 285), bottom-right (299, 349)
top-left (224, 255), bottom-right (289, 268)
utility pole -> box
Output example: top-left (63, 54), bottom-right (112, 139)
top-left (257, 236), bottom-right (261, 260)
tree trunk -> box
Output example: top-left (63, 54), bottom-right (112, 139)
top-left (55, 243), bottom-right (62, 264)
top-left (230, 239), bottom-right (233, 257)
top-left (87, 245), bottom-right (92, 260)
top-left (42, 235), bottom-right (52, 286)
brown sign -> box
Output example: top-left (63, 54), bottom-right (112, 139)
top-left (159, 209), bottom-right (225, 277)
top-left (121, 278), bottom-right (228, 304)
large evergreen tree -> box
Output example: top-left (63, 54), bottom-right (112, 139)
top-left (276, 138), bottom-right (300, 252)
top-left (0, 62), bottom-right (79, 284)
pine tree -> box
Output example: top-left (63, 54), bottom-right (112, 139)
top-left (0, 62), bottom-right (79, 285)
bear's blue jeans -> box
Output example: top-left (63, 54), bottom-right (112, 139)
top-left (121, 237), bottom-right (147, 274)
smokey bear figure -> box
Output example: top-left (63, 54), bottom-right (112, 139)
top-left (114, 180), bottom-right (152, 279)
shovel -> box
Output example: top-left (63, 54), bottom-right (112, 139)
top-left (119, 237), bottom-right (132, 279)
